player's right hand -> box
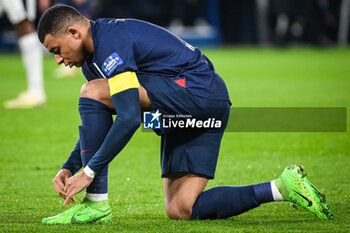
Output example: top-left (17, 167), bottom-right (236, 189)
top-left (52, 169), bottom-right (76, 202)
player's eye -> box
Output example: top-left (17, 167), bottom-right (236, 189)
top-left (51, 48), bottom-right (60, 55)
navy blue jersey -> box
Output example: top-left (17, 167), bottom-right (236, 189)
top-left (82, 18), bottom-right (230, 101)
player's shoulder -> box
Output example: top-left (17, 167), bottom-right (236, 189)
top-left (91, 18), bottom-right (122, 34)
top-left (91, 18), bottom-right (137, 47)
top-left (92, 18), bottom-right (140, 30)
top-left (91, 19), bottom-right (133, 56)
top-left (91, 18), bottom-right (155, 54)
top-left (92, 18), bottom-right (161, 35)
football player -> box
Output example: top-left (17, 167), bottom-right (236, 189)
top-left (38, 5), bottom-right (332, 224)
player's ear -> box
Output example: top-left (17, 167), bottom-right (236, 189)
top-left (66, 26), bottom-right (80, 39)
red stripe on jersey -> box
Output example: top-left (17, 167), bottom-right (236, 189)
top-left (175, 78), bottom-right (186, 88)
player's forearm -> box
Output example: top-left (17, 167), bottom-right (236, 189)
top-left (86, 116), bottom-right (140, 174)
top-left (61, 138), bottom-right (82, 174)
top-left (85, 88), bottom-right (141, 176)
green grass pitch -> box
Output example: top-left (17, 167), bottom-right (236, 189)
top-left (0, 47), bottom-right (349, 232)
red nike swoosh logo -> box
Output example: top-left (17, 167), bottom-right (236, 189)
top-left (81, 149), bottom-right (89, 153)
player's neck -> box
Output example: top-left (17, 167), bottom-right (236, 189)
top-left (82, 20), bottom-right (94, 56)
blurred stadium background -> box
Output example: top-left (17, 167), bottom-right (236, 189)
top-left (1, 0), bottom-right (350, 49)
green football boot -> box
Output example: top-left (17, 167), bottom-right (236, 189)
top-left (277, 164), bottom-right (332, 220)
top-left (42, 198), bottom-right (112, 224)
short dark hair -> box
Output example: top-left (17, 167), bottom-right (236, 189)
top-left (38, 4), bottom-right (85, 43)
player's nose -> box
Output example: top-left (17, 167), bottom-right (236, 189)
top-left (54, 55), bottom-right (64, 65)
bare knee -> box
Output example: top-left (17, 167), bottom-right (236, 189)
top-left (80, 79), bottom-right (151, 111)
top-left (166, 200), bottom-right (193, 220)
top-left (15, 20), bottom-right (34, 37)
top-left (80, 79), bottom-right (107, 99)
top-left (80, 79), bottom-right (113, 108)
top-left (163, 174), bottom-right (208, 220)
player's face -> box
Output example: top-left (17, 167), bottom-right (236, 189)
top-left (43, 32), bottom-right (85, 68)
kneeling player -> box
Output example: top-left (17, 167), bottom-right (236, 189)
top-left (38, 5), bottom-right (332, 224)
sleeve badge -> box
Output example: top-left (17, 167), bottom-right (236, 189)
top-left (102, 52), bottom-right (124, 76)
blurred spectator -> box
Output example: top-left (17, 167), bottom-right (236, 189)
top-left (38, 0), bottom-right (94, 18)
top-left (96, 0), bottom-right (168, 25)
top-left (269, 0), bottom-right (341, 46)
top-left (168, 0), bottom-right (208, 28)
top-left (318, 0), bottom-right (340, 42)
top-left (219, 0), bottom-right (257, 44)
top-left (1, 0), bottom-right (46, 108)
top-left (56, 0), bottom-right (93, 18)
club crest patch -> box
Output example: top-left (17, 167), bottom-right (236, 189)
top-left (102, 52), bottom-right (123, 76)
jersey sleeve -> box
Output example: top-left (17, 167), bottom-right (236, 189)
top-left (61, 139), bottom-right (82, 174)
top-left (95, 20), bottom-right (140, 95)
top-left (97, 20), bottom-right (138, 78)
top-left (83, 20), bottom-right (141, 175)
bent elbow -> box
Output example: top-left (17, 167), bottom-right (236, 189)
top-left (117, 105), bottom-right (141, 131)
top-left (130, 117), bottom-right (141, 130)
top-left (122, 116), bottom-right (141, 131)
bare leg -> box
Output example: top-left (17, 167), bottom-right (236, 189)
top-left (80, 78), bottom-right (152, 112)
top-left (14, 19), bottom-right (34, 37)
top-left (163, 173), bottom-right (208, 219)
top-left (4, 20), bottom-right (45, 108)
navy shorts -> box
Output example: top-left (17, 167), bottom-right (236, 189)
top-left (138, 74), bottom-right (230, 179)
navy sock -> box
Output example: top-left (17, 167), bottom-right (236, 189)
top-left (78, 97), bottom-right (113, 194)
top-left (192, 182), bottom-right (274, 219)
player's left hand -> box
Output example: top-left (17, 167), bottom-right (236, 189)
top-left (63, 171), bottom-right (93, 205)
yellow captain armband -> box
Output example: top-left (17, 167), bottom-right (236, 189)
top-left (108, 71), bottom-right (140, 96)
